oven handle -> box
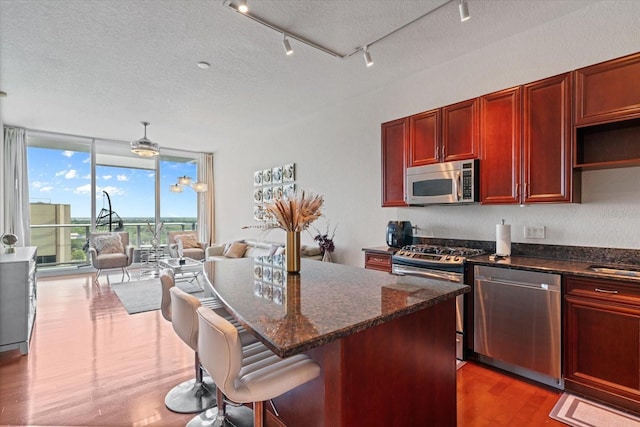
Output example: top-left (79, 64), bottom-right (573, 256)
top-left (392, 265), bottom-right (463, 283)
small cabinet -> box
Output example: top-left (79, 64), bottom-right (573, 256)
top-left (364, 250), bottom-right (392, 273)
top-left (0, 247), bottom-right (37, 355)
top-left (442, 98), bottom-right (479, 163)
top-left (408, 109), bottom-right (439, 166)
top-left (481, 73), bottom-right (576, 204)
top-left (408, 99), bottom-right (478, 166)
top-left (574, 52), bottom-right (640, 170)
top-left (575, 52), bottom-right (640, 126)
top-left (564, 275), bottom-right (640, 414)
top-left (381, 118), bottom-right (408, 207)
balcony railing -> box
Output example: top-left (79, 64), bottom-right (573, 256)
top-left (29, 221), bottom-right (197, 269)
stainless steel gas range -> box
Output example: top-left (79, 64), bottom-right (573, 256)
top-left (391, 244), bottom-right (484, 360)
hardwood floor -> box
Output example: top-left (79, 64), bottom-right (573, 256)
top-left (0, 271), bottom-right (565, 426)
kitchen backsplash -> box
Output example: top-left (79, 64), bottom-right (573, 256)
top-left (414, 237), bottom-right (640, 266)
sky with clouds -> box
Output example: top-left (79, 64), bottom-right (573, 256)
top-left (28, 147), bottom-right (198, 219)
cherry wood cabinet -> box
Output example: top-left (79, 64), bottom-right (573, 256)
top-left (381, 118), bottom-right (408, 207)
top-left (363, 250), bottom-right (393, 273)
top-left (442, 98), bottom-right (479, 163)
top-left (575, 52), bottom-right (640, 126)
top-left (408, 100), bottom-right (478, 166)
top-left (408, 109), bottom-right (439, 166)
top-left (480, 74), bottom-right (576, 204)
top-left (564, 275), bottom-right (640, 414)
top-left (574, 52), bottom-right (640, 170)
top-left (479, 87), bottom-right (521, 204)
top-left (522, 73), bottom-right (576, 203)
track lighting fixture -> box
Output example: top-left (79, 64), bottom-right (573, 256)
top-left (282, 35), bottom-right (293, 56)
top-left (459, 0), bottom-right (470, 22)
top-left (363, 46), bottom-right (373, 67)
top-left (224, 0), bottom-right (465, 67)
top-left (237, 0), bottom-right (248, 14)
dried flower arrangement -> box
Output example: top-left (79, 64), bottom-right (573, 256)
top-left (266, 190), bottom-right (324, 232)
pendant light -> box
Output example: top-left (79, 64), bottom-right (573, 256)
top-left (131, 121), bottom-right (159, 157)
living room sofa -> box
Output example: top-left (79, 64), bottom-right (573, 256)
top-left (206, 239), bottom-right (322, 261)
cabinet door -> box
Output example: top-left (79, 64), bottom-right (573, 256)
top-left (381, 118), bottom-right (408, 207)
top-left (575, 52), bottom-right (640, 126)
top-left (479, 87), bottom-right (521, 204)
top-left (442, 98), bottom-right (478, 162)
top-left (523, 73), bottom-right (574, 203)
top-left (564, 276), bottom-right (640, 413)
top-left (408, 109), bottom-right (439, 166)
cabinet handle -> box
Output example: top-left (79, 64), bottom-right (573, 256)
top-left (525, 182), bottom-right (530, 198)
top-left (595, 288), bottom-right (619, 294)
top-left (435, 146), bottom-right (440, 160)
top-left (442, 145), bottom-right (446, 160)
top-left (515, 183), bottom-right (520, 198)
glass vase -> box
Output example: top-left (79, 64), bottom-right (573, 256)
top-left (286, 231), bottom-right (301, 274)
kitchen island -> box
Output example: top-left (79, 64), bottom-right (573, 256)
top-left (203, 258), bottom-right (468, 427)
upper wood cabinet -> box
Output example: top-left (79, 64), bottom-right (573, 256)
top-left (481, 73), bottom-right (576, 205)
top-left (574, 52), bottom-right (640, 170)
top-left (523, 73), bottom-right (576, 203)
top-left (480, 87), bottom-right (521, 204)
top-left (381, 118), bottom-right (408, 207)
top-left (442, 98), bottom-right (479, 162)
top-left (575, 52), bottom-right (640, 126)
top-left (408, 109), bottom-right (439, 166)
top-left (408, 99), bottom-right (478, 166)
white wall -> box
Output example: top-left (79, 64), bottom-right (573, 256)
top-left (215, 1), bottom-right (640, 267)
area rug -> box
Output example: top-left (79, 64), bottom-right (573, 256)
top-left (111, 278), bottom-right (204, 315)
top-left (550, 393), bottom-right (640, 426)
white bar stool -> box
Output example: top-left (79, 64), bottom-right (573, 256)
top-left (187, 307), bottom-right (321, 427)
top-left (159, 270), bottom-right (257, 414)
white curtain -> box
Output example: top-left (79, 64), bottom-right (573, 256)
top-left (197, 153), bottom-right (215, 245)
top-left (2, 126), bottom-right (31, 246)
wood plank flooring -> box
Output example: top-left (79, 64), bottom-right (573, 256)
top-left (0, 271), bottom-right (565, 426)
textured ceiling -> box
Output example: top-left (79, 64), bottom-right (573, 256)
top-left (0, 0), bottom-right (599, 152)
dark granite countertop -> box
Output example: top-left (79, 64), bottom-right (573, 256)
top-left (468, 255), bottom-right (640, 283)
top-left (203, 258), bottom-right (468, 357)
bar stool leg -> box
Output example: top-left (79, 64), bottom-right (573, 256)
top-left (165, 353), bottom-right (216, 414)
top-left (186, 387), bottom-right (253, 427)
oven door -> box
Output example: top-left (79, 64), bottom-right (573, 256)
top-left (392, 263), bottom-right (465, 360)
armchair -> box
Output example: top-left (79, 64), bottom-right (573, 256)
top-left (167, 231), bottom-right (207, 261)
top-left (89, 232), bottom-right (134, 283)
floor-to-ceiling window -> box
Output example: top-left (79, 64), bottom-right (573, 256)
top-left (26, 130), bottom-right (201, 270)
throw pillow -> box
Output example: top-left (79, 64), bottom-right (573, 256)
top-left (175, 233), bottom-right (199, 249)
top-left (93, 233), bottom-right (124, 255)
top-left (224, 242), bottom-right (248, 258)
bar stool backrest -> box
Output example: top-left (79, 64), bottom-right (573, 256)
top-left (160, 269), bottom-right (175, 322)
top-left (196, 307), bottom-right (244, 400)
top-left (170, 287), bottom-right (202, 352)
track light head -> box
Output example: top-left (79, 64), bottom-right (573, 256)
top-left (363, 46), bottom-right (373, 67)
top-left (459, 0), bottom-right (470, 22)
top-left (282, 35), bottom-right (293, 56)
top-left (238, 0), bottom-right (248, 13)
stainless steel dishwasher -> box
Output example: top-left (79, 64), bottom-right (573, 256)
top-left (474, 265), bottom-right (563, 389)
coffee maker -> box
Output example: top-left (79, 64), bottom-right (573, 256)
top-left (386, 221), bottom-right (413, 248)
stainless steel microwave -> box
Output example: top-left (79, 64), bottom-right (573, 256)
top-left (406, 159), bottom-right (479, 205)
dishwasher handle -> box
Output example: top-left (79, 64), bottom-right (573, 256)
top-left (475, 276), bottom-right (561, 292)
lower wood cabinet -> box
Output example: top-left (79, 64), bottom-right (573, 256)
top-left (564, 275), bottom-right (640, 414)
top-left (364, 251), bottom-right (392, 273)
